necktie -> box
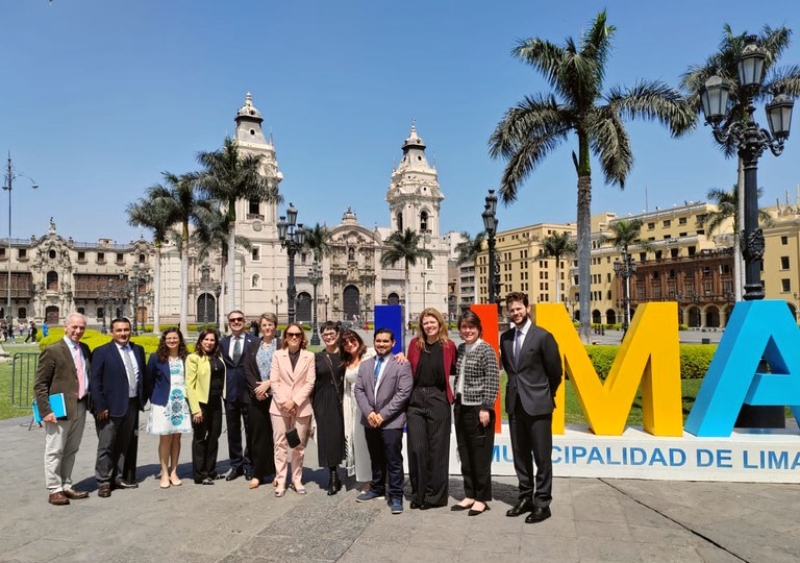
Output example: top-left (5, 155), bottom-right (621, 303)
top-left (121, 345), bottom-right (137, 393)
top-left (514, 329), bottom-right (524, 366)
top-left (233, 337), bottom-right (242, 364)
top-left (374, 356), bottom-right (383, 384)
top-left (74, 344), bottom-right (85, 399)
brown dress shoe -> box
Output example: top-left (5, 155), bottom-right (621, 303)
top-left (48, 491), bottom-right (70, 506)
top-left (62, 489), bottom-right (89, 500)
top-left (98, 484), bottom-right (112, 498)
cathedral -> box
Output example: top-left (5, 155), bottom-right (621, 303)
top-left (7, 94), bottom-right (450, 329)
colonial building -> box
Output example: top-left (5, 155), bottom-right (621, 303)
top-left (0, 218), bottom-right (153, 328)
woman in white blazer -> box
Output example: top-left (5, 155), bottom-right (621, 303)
top-left (269, 322), bottom-right (316, 497)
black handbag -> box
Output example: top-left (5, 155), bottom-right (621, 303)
top-left (285, 427), bottom-right (301, 448)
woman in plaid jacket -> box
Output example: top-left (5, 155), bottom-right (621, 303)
top-left (452, 310), bottom-right (500, 516)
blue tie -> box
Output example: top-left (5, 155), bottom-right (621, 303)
top-left (374, 356), bottom-right (383, 384)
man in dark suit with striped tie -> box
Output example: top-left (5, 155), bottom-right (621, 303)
top-left (90, 317), bottom-right (146, 498)
top-left (500, 292), bottom-right (562, 523)
top-left (220, 310), bottom-right (257, 481)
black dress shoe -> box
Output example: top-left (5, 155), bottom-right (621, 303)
top-left (450, 503), bottom-right (474, 512)
top-left (202, 477), bottom-right (215, 485)
top-left (468, 505), bottom-right (490, 517)
top-left (114, 480), bottom-right (139, 490)
top-left (410, 501), bottom-right (422, 509)
top-left (525, 506), bottom-right (552, 523)
top-left (226, 467), bottom-right (244, 481)
top-left (244, 470), bottom-right (253, 481)
top-left (506, 498), bottom-right (534, 517)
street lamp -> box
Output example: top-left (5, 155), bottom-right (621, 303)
top-left (277, 203), bottom-right (305, 324)
top-left (3, 153), bottom-right (38, 326)
top-left (128, 263), bottom-right (148, 335)
top-left (308, 261), bottom-right (322, 345)
top-left (323, 295), bottom-right (329, 322)
top-left (420, 229), bottom-right (431, 309)
top-left (691, 290), bottom-right (701, 328)
top-left (700, 35), bottom-right (794, 301)
top-left (270, 295), bottom-right (284, 323)
top-left (96, 278), bottom-right (117, 334)
top-left (482, 189), bottom-right (499, 305)
top-left (613, 252), bottom-right (636, 332)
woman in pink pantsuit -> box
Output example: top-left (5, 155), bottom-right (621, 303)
top-left (269, 322), bottom-right (316, 497)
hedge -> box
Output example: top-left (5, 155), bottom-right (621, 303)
top-left (584, 344), bottom-right (716, 380)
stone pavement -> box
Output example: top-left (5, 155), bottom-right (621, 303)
top-left (2, 413), bottom-right (799, 563)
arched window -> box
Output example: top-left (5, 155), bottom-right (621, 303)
top-left (420, 211), bottom-right (428, 232)
top-left (251, 274), bottom-right (261, 289)
top-left (396, 212), bottom-right (403, 232)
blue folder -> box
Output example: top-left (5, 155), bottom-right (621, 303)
top-left (32, 393), bottom-right (67, 423)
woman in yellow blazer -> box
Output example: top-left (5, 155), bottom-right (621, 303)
top-left (270, 322), bottom-right (316, 496)
top-left (186, 329), bottom-right (226, 485)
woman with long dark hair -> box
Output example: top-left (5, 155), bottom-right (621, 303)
top-left (186, 329), bottom-right (226, 485)
top-left (145, 328), bottom-right (191, 489)
top-left (406, 307), bottom-right (457, 509)
top-left (312, 321), bottom-right (346, 494)
top-left (243, 313), bottom-right (279, 489)
top-left (452, 310), bottom-right (499, 516)
top-left (340, 329), bottom-right (373, 485)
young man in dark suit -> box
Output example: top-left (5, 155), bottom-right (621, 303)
top-left (90, 317), bottom-right (146, 498)
top-left (353, 328), bottom-right (413, 514)
top-left (34, 312), bottom-right (92, 506)
top-left (220, 310), bottom-right (257, 481)
top-left (500, 292), bottom-right (562, 523)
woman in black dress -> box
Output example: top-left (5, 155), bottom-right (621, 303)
top-left (312, 321), bottom-right (346, 495)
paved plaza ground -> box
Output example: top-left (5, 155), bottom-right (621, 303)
top-left (2, 407), bottom-right (799, 563)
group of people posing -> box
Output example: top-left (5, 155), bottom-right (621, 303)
top-left (33, 291), bottom-right (561, 523)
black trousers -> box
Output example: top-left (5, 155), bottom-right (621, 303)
top-left (247, 397), bottom-right (276, 480)
top-left (225, 398), bottom-right (252, 471)
top-left (406, 386), bottom-right (451, 506)
top-left (508, 398), bottom-right (553, 507)
top-left (364, 427), bottom-right (404, 501)
top-left (95, 398), bottom-right (138, 485)
top-left (454, 402), bottom-right (495, 502)
top-left (192, 396), bottom-right (223, 481)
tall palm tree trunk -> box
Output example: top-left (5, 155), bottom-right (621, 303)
top-left (152, 244), bottom-right (161, 334)
top-left (179, 238), bottom-right (189, 335)
top-left (577, 174), bottom-right (592, 343)
top-left (219, 254), bottom-right (227, 331)
top-left (227, 228), bottom-right (236, 314)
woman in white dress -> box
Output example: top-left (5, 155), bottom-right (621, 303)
top-left (145, 328), bottom-right (192, 489)
top-left (340, 329), bottom-right (374, 484)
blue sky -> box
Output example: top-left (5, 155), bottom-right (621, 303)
top-left (2, 0), bottom-right (800, 244)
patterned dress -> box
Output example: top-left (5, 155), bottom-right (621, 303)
top-left (147, 358), bottom-right (192, 435)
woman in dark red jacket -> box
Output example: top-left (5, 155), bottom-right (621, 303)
top-left (406, 307), bottom-right (457, 509)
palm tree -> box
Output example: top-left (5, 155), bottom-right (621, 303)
top-left (603, 219), bottom-right (650, 331)
top-left (488, 10), bottom-right (695, 342)
top-left (539, 231), bottom-right (576, 304)
top-left (126, 196), bottom-right (173, 335)
top-left (380, 228), bottom-right (433, 328)
top-left (681, 24), bottom-right (800, 300)
top-left (145, 171), bottom-right (207, 335)
top-left (303, 223), bottom-right (331, 262)
top-left (703, 184), bottom-right (774, 237)
top-left (196, 137), bottom-right (282, 312)
top-left (192, 203), bottom-right (254, 330)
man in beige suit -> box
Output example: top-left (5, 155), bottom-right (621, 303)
top-left (33, 313), bottom-right (92, 506)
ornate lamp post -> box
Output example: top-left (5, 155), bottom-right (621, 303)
top-left (128, 263), bottom-right (148, 335)
top-left (277, 203), bottom-right (305, 324)
top-left (613, 252), bottom-right (636, 332)
top-left (270, 295), bottom-right (284, 322)
top-left (700, 36), bottom-right (794, 301)
top-left (691, 290), bottom-right (701, 328)
top-left (308, 261), bottom-right (322, 345)
top-left (482, 189), bottom-right (499, 305)
top-left (324, 295), bottom-right (329, 322)
top-left (3, 153), bottom-right (38, 326)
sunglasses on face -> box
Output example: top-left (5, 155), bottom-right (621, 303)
top-left (229, 317), bottom-right (245, 323)
top-left (342, 337), bottom-right (357, 345)
top-left (285, 332), bottom-right (303, 338)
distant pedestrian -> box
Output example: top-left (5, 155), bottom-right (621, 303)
top-left (25, 321), bottom-right (38, 343)
top-left (42, 322), bottom-right (49, 338)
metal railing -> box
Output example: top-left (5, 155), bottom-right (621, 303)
top-left (8, 352), bottom-right (39, 428)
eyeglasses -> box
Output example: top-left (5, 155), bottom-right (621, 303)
top-left (229, 317), bottom-right (245, 323)
top-left (285, 332), bottom-right (303, 338)
top-left (342, 337), bottom-right (358, 345)
top-left (322, 332), bottom-right (338, 339)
